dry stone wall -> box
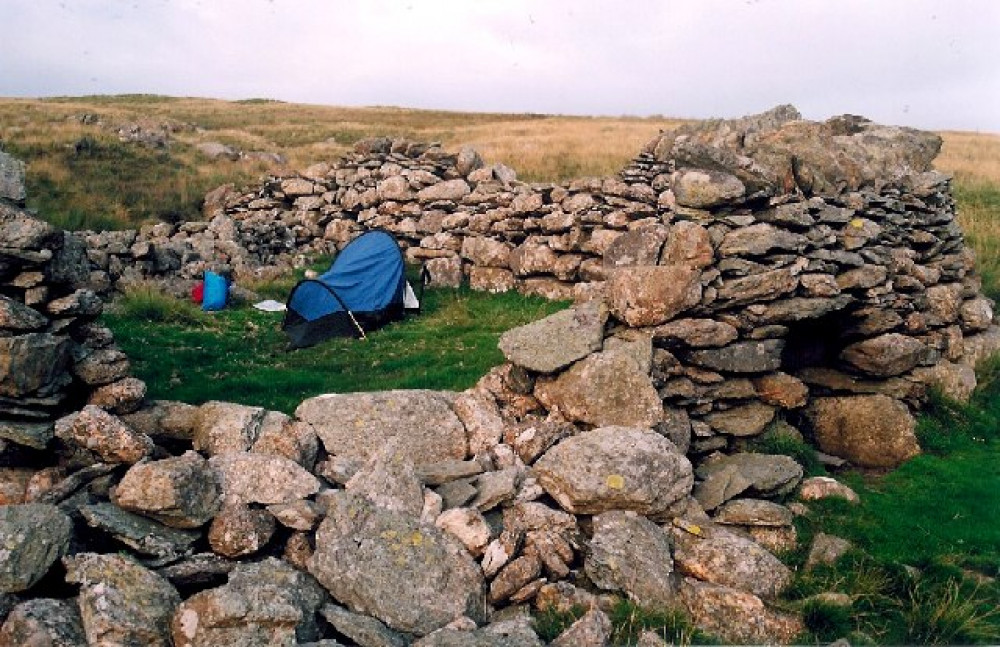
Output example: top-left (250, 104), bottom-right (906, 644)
top-left (3, 108), bottom-right (1000, 644)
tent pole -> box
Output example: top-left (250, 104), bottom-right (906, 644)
top-left (347, 310), bottom-right (367, 340)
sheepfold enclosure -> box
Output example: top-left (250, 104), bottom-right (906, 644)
top-left (1, 105), bottom-right (999, 646)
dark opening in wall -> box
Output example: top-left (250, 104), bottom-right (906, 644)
top-left (780, 309), bottom-right (857, 372)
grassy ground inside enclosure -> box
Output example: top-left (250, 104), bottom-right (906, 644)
top-left (5, 95), bottom-right (999, 643)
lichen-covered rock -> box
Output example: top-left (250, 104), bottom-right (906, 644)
top-left (672, 168), bottom-right (745, 208)
top-left (0, 503), bottom-right (73, 592)
top-left (209, 452), bottom-right (320, 506)
top-left (345, 436), bottom-right (425, 518)
top-left (703, 402), bottom-right (776, 436)
top-left (296, 390), bottom-right (467, 465)
top-left (453, 389), bottom-right (505, 455)
top-left (112, 450), bottom-right (220, 528)
top-left (192, 401), bottom-right (266, 455)
top-left (805, 395), bottom-right (920, 468)
top-left (251, 411), bottom-right (319, 469)
top-left (840, 332), bottom-right (927, 377)
top-left (308, 491), bottom-right (485, 636)
top-left (64, 553), bottom-right (180, 647)
top-left (498, 301), bottom-right (607, 373)
top-left (0, 598), bottom-right (86, 646)
top-left (208, 504), bottom-right (276, 558)
top-left (683, 340), bottom-right (785, 374)
top-left (534, 426), bottom-right (693, 519)
top-left (550, 606), bottom-right (613, 647)
top-left (171, 558), bottom-right (327, 646)
top-left (660, 220), bottom-right (714, 269)
top-left (798, 477), bottom-right (859, 503)
top-left (54, 405), bottom-right (153, 464)
top-left (0, 333), bottom-right (70, 398)
top-left (606, 264), bottom-right (702, 327)
top-left (694, 453), bottom-right (803, 510)
top-left (79, 503), bottom-right (201, 561)
top-left (672, 522), bottom-right (791, 599)
top-left (679, 577), bottom-right (803, 644)
top-left (534, 351), bottom-right (662, 428)
top-left (87, 376), bottom-right (147, 414)
top-left (319, 603), bottom-right (407, 647)
top-left (653, 318), bottom-right (738, 348)
top-left (436, 507), bottom-right (493, 557)
top-left (585, 510), bottom-right (677, 607)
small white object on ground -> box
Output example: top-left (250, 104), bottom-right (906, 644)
top-left (253, 300), bottom-right (287, 312)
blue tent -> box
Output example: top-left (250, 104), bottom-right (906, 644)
top-left (282, 230), bottom-right (418, 348)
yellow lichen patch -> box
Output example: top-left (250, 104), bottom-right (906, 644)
top-left (606, 474), bottom-right (626, 490)
top-left (850, 218), bottom-right (866, 228)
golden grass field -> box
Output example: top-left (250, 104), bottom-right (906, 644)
top-left (1, 95), bottom-right (997, 291)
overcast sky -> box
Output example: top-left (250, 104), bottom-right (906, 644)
top-left (1, 0), bottom-right (998, 132)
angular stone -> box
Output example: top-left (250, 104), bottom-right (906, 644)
top-left (0, 598), bottom-right (86, 646)
top-left (0, 150), bottom-right (27, 203)
top-left (346, 436), bottom-right (425, 518)
top-left (436, 507), bottom-right (493, 557)
top-left (252, 411), bottom-right (319, 469)
top-left (267, 499), bottom-right (321, 531)
top-left (425, 256), bottom-right (464, 288)
top-left (64, 553), bottom-right (180, 647)
top-left (171, 558), bottom-right (327, 646)
top-left (376, 175), bottom-right (414, 201)
top-left (672, 168), bottom-right (745, 208)
top-left (653, 318), bottom-right (738, 348)
top-left (550, 606), bottom-right (613, 647)
top-left (806, 395), bottom-right (920, 468)
top-left (606, 265), bottom-right (702, 327)
top-left (713, 498), bottom-right (794, 527)
top-left (718, 223), bottom-right (807, 257)
top-left (79, 503), bottom-right (200, 561)
top-left (603, 227), bottom-right (668, 267)
top-left (296, 390), bottom-right (467, 466)
top-left (413, 618), bottom-right (544, 647)
top-left (0, 295), bottom-right (47, 331)
top-left (910, 360), bottom-right (977, 403)
top-left (703, 402), bottom-right (776, 436)
top-left (505, 417), bottom-right (573, 465)
top-left (534, 351), bottom-right (662, 428)
top-left (805, 532), bottom-right (853, 570)
top-left (0, 333), bottom-right (70, 398)
top-left (840, 333), bottom-right (926, 377)
top-left (120, 399), bottom-right (198, 442)
top-left (798, 476), bottom-right (859, 503)
top-left (661, 220), bottom-right (714, 269)
top-left (585, 510), bottom-right (677, 607)
top-left (319, 603), bottom-right (407, 647)
top-left (717, 267), bottom-right (800, 306)
top-left (469, 266), bottom-right (517, 293)
top-left (695, 453), bottom-right (803, 500)
top-left (418, 179), bottom-right (471, 202)
top-left (679, 578), bottom-right (803, 644)
top-left (307, 491), bottom-right (485, 636)
top-left (509, 242), bottom-right (559, 277)
top-left (960, 297), bottom-right (994, 332)
top-left (498, 301), bottom-right (607, 373)
top-left (209, 452), bottom-right (320, 506)
top-left (0, 419), bottom-right (53, 449)
top-left (208, 504), bottom-right (276, 558)
top-left (684, 339), bottom-right (785, 373)
top-left (453, 389), bottom-right (505, 456)
top-left (472, 467), bottom-right (522, 512)
top-left (462, 236), bottom-right (512, 268)
top-left (534, 426), bottom-right (693, 520)
top-left (0, 503), bottom-right (72, 592)
top-left (113, 451), bottom-right (220, 528)
top-left (671, 522), bottom-right (791, 598)
top-left (489, 555), bottom-right (542, 604)
top-left (54, 405), bottom-right (153, 464)
top-left (192, 401), bottom-right (265, 456)
top-left (418, 460), bottom-right (485, 486)
top-left (87, 376), bottom-right (147, 414)
top-left (72, 348), bottom-right (130, 386)
top-left (753, 372), bottom-right (809, 408)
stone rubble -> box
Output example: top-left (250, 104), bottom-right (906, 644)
top-left (2, 106), bottom-right (1000, 644)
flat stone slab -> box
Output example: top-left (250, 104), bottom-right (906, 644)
top-left (498, 301), bottom-right (607, 373)
top-left (296, 390), bottom-right (467, 465)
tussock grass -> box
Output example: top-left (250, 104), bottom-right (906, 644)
top-left (533, 599), bottom-right (710, 645)
top-left (113, 282), bottom-right (207, 325)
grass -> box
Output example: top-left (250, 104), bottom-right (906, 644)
top-left (533, 599), bottom-right (712, 645)
top-left (777, 359), bottom-right (1000, 644)
top-left (103, 282), bottom-right (566, 414)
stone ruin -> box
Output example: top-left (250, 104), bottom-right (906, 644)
top-left (1, 107), bottom-right (999, 645)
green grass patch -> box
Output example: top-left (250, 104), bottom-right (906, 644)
top-left (780, 359), bottom-right (1000, 644)
top-left (533, 599), bottom-right (713, 645)
top-left (104, 287), bottom-right (566, 414)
